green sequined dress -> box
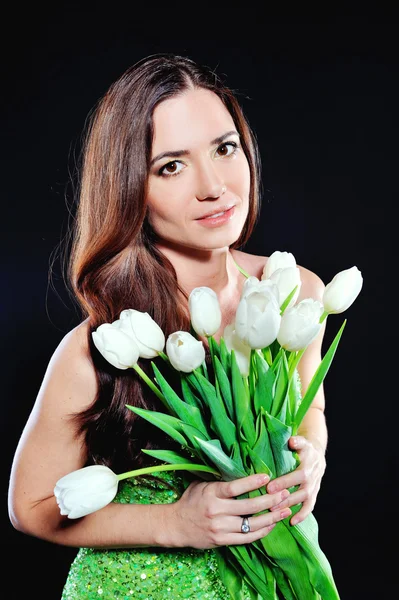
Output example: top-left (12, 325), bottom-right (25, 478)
top-left (61, 471), bottom-right (252, 599)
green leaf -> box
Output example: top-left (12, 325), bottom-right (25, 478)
top-left (229, 440), bottom-right (245, 472)
top-left (151, 363), bottom-right (209, 437)
top-left (255, 410), bottom-right (276, 474)
top-left (231, 350), bottom-right (257, 446)
top-left (227, 546), bottom-right (277, 600)
top-left (294, 320), bottom-right (346, 431)
top-left (180, 375), bottom-right (204, 411)
top-left (193, 370), bottom-right (237, 452)
top-left (270, 564), bottom-right (298, 600)
top-left (185, 371), bottom-right (206, 398)
top-left (247, 446), bottom-right (274, 480)
top-left (219, 336), bottom-right (231, 377)
top-left (193, 437), bottom-right (247, 481)
top-left (178, 421), bottom-right (209, 445)
top-left (208, 335), bottom-right (221, 363)
top-left (264, 412), bottom-right (298, 478)
top-left (213, 355), bottom-right (234, 421)
top-left (271, 347), bottom-right (284, 371)
top-left (213, 548), bottom-right (245, 600)
top-left (262, 346), bottom-right (273, 366)
top-left (246, 544), bottom-right (279, 600)
top-left (126, 405), bottom-right (187, 446)
top-left (270, 351), bottom-right (289, 418)
top-left (283, 514), bottom-right (341, 599)
top-left (258, 522), bottom-right (318, 599)
top-left (288, 368), bottom-right (302, 426)
top-left (253, 351), bottom-right (275, 415)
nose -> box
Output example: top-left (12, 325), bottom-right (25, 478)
top-left (195, 160), bottom-right (226, 201)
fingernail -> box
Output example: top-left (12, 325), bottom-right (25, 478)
top-left (280, 509), bottom-right (291, 519)
top-left (281, 490), bottom-right (290, 500)
top-left (260, 474), bottom-right (270, 484)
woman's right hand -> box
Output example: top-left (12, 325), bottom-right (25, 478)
top-left (167, 473), bottom-right (292, 549)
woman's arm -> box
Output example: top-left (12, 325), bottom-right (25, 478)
top-left (7, 322), bottom-right (172, 549)
top-left (8, 321), bottom-right (290, 549)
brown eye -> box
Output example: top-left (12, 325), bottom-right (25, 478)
top-left (159, 160), bottom-right (184, 177)
top-left (216, 141), bottom-right (237, 158)
top-left (165, 162), bottom-right (178, 173)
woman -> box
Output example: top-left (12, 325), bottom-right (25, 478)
top-left (8, 53), bottom-right (327, 599)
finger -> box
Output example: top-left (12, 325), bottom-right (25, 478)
top-left (217, 473), bottom-right (270, 500)
top-left (266, 469), bottom-right (306, 494)
top-left (290, 498), bottom-right (314, 526)
top-left (270, 488), bottom-right (306, 512)
top-left (289, 435), bottom-right (306, 450)
top-left (221, 521), bottom-right (278, 547)
top-left (240, 507), bottom-right (292, 533)
top-left (209, 505), bottom-right (290, 539)
top-left (221, 509), bottom-right (292, 546)
top-left (226, 489), bottom-right (290, 516)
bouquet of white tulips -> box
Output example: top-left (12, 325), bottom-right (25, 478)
top-left (54, 251), bottom-right (363, 600)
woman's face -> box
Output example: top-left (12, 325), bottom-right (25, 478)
top-left (146, 88), bottom-right (251, 251)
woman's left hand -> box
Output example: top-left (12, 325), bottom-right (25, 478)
top-left (265, 435), bottom-right (326, 526)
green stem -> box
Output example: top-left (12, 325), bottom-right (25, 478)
top-left (263, 346), bottom-right (273, 366)
top-left (249, 349), bottom-right (256, 399)
top-left (132, 363), bottom-right (166, 406)
top-left (280, 284), bottom-right (298, 315)
top-left (117, 462), bottom-right (220, 481)
top-left (320, 310), bottom-right (329, 323)
top-left (158, 350), bottom-right (170, 363)
top-left (288, 348), bottom-right (306, 379)
top-left (200, 360), bottom-right (209, 380)
top-left (208, 335), bottom-right (219, 391)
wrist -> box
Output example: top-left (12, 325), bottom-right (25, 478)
top-left (152, 501), bottom-right (185, 548)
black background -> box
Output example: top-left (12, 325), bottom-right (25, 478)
top-left (1, 11), bottom-right (394, 599)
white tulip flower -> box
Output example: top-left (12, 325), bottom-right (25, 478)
top-left (223, 323), bottom-right (251, 377)
top-left (267, 266), bottom-right (302, 309)
top-left (54, 465), bottom-right (119, 519)
top-left (241, 276), bottom-right (280, 302)
top-left (166, 331), bottom-right (206, 373)
top-left (241, 275), bottom-right (262, 298)
top-left (323, 266), bottom-right (363, 314)
top-left (262, 250), bottom-right (297, 279)
top-left (277, 298), bottom-right (324, 352)
top-left (235, 288), bottom-right (281, 349)
top-left (92, 323), bottom-right (140, 369)
top-left (188, 286), bottom-right (222, 337)
top-left (116, 309), bottom-right (165, 358)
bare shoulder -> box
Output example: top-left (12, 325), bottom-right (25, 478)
top-left (56, 317), bottom-right (92, 360)
top-left (297, 264), bottom-right (325, 303)
top-left (42, 317), bottom-right (98, 413)
top-left (230, 248), bottom-right (268, 279)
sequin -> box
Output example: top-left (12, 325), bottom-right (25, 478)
top-left (61, 470), bottom-right (252, 599)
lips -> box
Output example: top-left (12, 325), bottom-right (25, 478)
top-left (196, 204), bottom-right (235, 220)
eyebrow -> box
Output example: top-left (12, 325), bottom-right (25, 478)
top-left (150, 130), bottom-right (240, 168)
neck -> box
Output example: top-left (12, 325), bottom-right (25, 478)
top-left (155, 242), bottom-right (240, 300)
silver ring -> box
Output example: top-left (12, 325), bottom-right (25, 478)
top-left (241, 516), bottom-right (250, 534)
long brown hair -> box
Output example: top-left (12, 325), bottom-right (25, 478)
top-left (66, 53), bottom-right (262, 472)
